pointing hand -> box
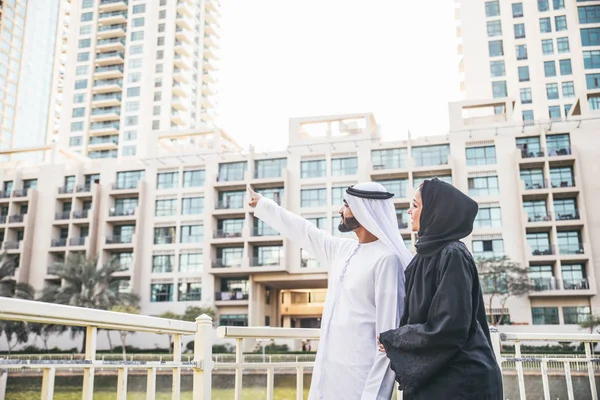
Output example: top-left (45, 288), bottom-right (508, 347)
top-left (247, 185), bottom-right (262, 208)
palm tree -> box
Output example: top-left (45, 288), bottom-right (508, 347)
top-left (0, 252), bottom-right (36, 353)
top-left (40, 253), bottom-right (140, 352)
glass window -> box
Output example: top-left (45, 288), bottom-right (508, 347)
top-left (581, 28), bottom-right (600, 47)
top-left (219, 314), bottom-right (248, 327)
top-left (514, 23), bottom-right (525, 39)
top-left (218, 191), bottom-right (245, 209)
top-left (157, 172), bottom-right (178, 189)
top-left (485, 1), bottom-right (500, 17)
top-left (150, 283), bottom-right (173, 302)
top-left (560, 59), bottom-right (572, 75)
top-left (522, 110), bottom-right (534, 123)
top-left (216, 247), bottom-right (244, 268)
top-left (154, 226), bottom-right (176, 244)
top-left (71, 122), bottom-right (84, 131)
top-left (516, 44), bottom-right (527, 60)
top-left (81, 12), bottom-right (93, 22)
top-left (540, 17), bottom-right (552, 33)
top-left (563, 306), bottom-right (591, 325)
top-left (180, 253), bottom-right (203, 273)
top-left (488, 40), bottom-right (504, 57)
top-left (181, 225), bottom-right (203, 243)
top-left (82, 0), bottom-right (94, 9)
top-left (492, 81), bottom-right (507, 98)
top-left (301, 159), bottom-right (326, 178)
top-left (562, 82), bottom-right (575, 98)
top-left (152, 255), bottom-right (174, 273)
top-left (557, 37), bottom-right (570, 53)
top-left (116, 170), bottom-right (144, 189)
top-left (331, 157), bottom-right (358, 176)
top-left (179, 283), bottom-right (202, 301)
top-left (132, 17), bottom-right (145, 27)
top-left (490, 60), bottom-right (505, 77)
top-left (553, 0), bottom-right (565, 9)
top-left (412, 175), bottom-right (452, 189)
top-left (527, 232), bottom-right (551, 254)
top-left (512, 3), bottom-right (523, 18)
top-left (565, 104), bottom-right (572, 116)
top-left (218, 162), bottom-right (247, 182)
top-left (474, 207), bottom-right (502, 228)
top-left (554, 198), bottom-right (578, 220)
top-left (131, 31), bottom-right (144, 41)
top-left (122, 146), bottom-right (136, 157)
top-left (555, 15), bottom-right (567, 31)
top-left (547, 134), bottom-right (570, 154)
top-left (412, 145), bottom-right (450, 167)
top-left (72, 108), bottom-right (85, 118)
top-left (532, 308), bottom-right (559, 325)
top-left (371, 148), bottom-right (407, 169)
top-left (546, 83), bottom-right (559, 99)
top-left (155, 199), bottom-right (177, 217)
top-left (579, 5), bottom-right (600, 24)
top-left (542, 39), bottom-right (554, 55)
top-left (466, 146), bottom-right (496, 166)
top-left (253, 246), bottom-right (283, 266)
top-left (472, 239), bottom-right (504, 258)
top-left (520, 168), bottom-right (545, 189)
top-left (538, 0), bottom-right (550, 11)
top-left (557, 231), bottom-right (582, 254)
top-left (255, 158), bottom-right (286, 179)
top-left (468, 176), bottom-right (500, 196)
top-left (127, 87), bottom-right (140, 97)
top-left (487, 20), bottom-right (502, 37)
top-left (69, 136), bottom-right (82, 146)
top-left (520, 88), bottom-right (532, 104)
top-left (586, 73), bottom-right (600, 89)
top-left (183, 170), bottom-right (205, 187)
top-left (133, 4), bottom-right (146, 13)
top-left (518, 66), bottom-right (530, 82)
top-left (544, 61), bottom-right (556, 77)
top-left (523, 200), bottom-right (549, 221)
top-left (182, 197), bottom-right (203, 215)
top-left (75, 79), bottom-right (88, 90)
top-left (550, 166), bottom-right (574, 187)
top-left (331, 186), bottom-right (346, 206)
top-left (584, 50), bottom-right (600, 69)
top-left (301, 188), bottom-right (327, 207)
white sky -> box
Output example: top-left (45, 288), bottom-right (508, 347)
top-left (217, 1), bottom-right (461, 151)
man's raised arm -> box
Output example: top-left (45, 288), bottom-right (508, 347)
top-left (248, 186), bottom-right (342, 266)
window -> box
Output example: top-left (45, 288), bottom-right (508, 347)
top-left (565, 104), bottom-right (572, 116)
top-left (371, 148), bottom-right (407, 170)
top-left (550, 166), bottom-right (574, 187)
top-left (218, 162), bottom-right (247, 182)
top-left (514, 23), bottom-right (525, 39)
top-left (538, 0), bottom-right (550, 11)
top-left (157, 37), bottom-right (165, 46)
top-left (155, 199), bottom-right (177, 217)
top-left (412, 145), bottom-right (450, 167)
top-left (71, 122), bottom-right (84, 131)
top-left (584, 50), bottom-right (600, 69)
top-left (253, 246), bottom-right (283, 266)
top-left (472, 239), bottom-right (504, 258)
top-left (81, 12), bottom-right (93, 22)
top-left (554, 198), bottom-right (578, 220)
top-left (490, 60), bottom-right (505, 77)
top-left (182, 197), bottom-right (203, 215)
top-left (331, 186), bottom-right (346, 206)
top-left (255, 158), bottom-right (287, 179)
top-left (180, 253), bottom-right (203, 273)
top-left (133, 4), bottom-right (146, 13)
top-left (150, 283), bottom-right (173, 302)
top-left (116, 170), bottom-right (144, 190)
top-left (123, 146), bottom-right (136, 157)
top-left (557, 37), bottom-right (569, 53)
top-left (156, 50), bottom-right (164, 59)
top-left (156, 64), bottom-right (163, 73)
top-left (79, 38), bottom-right (91, 49)
top-left (520, 88), bottom-right (532, 104)
top-left (72, 108), bottom-right (85, 118)
top-left (301, 188), bottom-right (327, 208)
top-left (485, 1), bottom-right (500, 17)
top-left (516, 44), bottom-right (527, 60)
top-left (466, 146), bottom-right (496, 166)
top-left (218, 219), bottom-right (244, 237)
top-left (532, 308), bottom-right (559, 325)
top-left (132, 17), bottom-right (145, 27)
top-left (527, 232), bottom-right (552, 254)
top-left (131, 31), bottom-right (144, 41)
top-left (468, 176), bottom-right (499, 196)
top-left (82, 0), bottom-right (94, 9)
top-left (523, 200), bottom-right (548, 221)
top-left (181, 225), bottom-right (203, 243)
top-left (542, 39), bottom-right (554, 55)
top-left (562, 82), bottom-right (575, 98)
top-left (581, 28), bottom-right (600, 47)
top-left (562, 264), bottom-right (587, 289)
top-left (219, 314), bottom-right (248, 327)
top-left (564, 307), bottom-right (591, 325)
top-left (529, 265), bottom-right (554, 290)
top-left (126, 101), bottom-right (139, 112)
top-left (301, 159), bottom-right (326, 178)
top-left (159, 10), bottom-right (167, 19)
top-left (557, 231), bottom-right (582, 254)
top-left (157, 172), bottom-right (178, 189)
top-left (179, 283), bottom-right (202, 302)
top-left (521, 168), bottom-right (545, 189)
top-left (544, 61), bottom-right (556, 77)
top-left (127, 87), bottom-right (140, 97)
top-left (125, 116), bottom-right (138, 126)
top-left (218, 191), bottom-right (245, 209)
top-left (331, 157), bottom-right (358, 176)
top-left (512, 3), bottom-right (523, 18)
top-left (517, 135), bottom-right (542, 154)
top-left (474, 207), bottom-right (502, 228)
top-left (518, 66), bottom-right (530, 82)
top-left (76, 66), bottom-right (88, 76)
top-left (76, 52), bottom-right (88, 63)
top-left (547, 134), bottom-right (570, 155)
top-left (158, 23), bottom-right (165, 33)
top-left (130, 45), bottom-right (143, 55)
top-left (183, 170), bottom-right (205, 187)
top-left (80, 24), bottom-right (93, 35)
top-left (154, 92), bottom-right (162, 102)
top-left (555, 15), bottom-right (567, 31)
top-left (560, 59), bottom-right (572, 75)
top-left (492, 81), bottom-right (507, 98)
top-left (546, 83), bottom-right (559, 99)
top-left (586, 73), bottom-right (600, 89)
top-left (75, 80), bottom-right (88, 90)
top-left (553, 0), bottom-right (565, 10)
top-left (129, 59), bottom-right (143, 69)
top-left (69, 136), bottom-right (82, 146)
top-left (522, 110), bottom-right (534, 123)
top-left (488, 40), bottom-right (503, 57)
top-left (487, 20), bottom-right (502, 37)
top-left (154, 226), bottom-right (175, 244)
top-left (152, 255), bottom-right (174, 273)
top-left (413, 176), bottom-right (451, 189)
top-left (579, 5), bottom-right (600, 24)
top-left (217, 248), bottom-right (244, 268)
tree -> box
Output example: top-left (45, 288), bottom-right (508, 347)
top-left (111, 304), bottom-right (140, 360)
top-left (579, 315), bottom-right (600, 333)
top-left (30, 324), bottom-right (68, 352)
top-left (0, 253), bottom-right (36, 353)
top-left (476, 256), bottom-right (534, 326)
top-left (39, 253), bottom-right (140, 352)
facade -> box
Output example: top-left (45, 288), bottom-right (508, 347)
top-left (56, 0), bottom-right (220, 161)
top-left (0, 111), bottom-right (598, 333)
top-left (456, 0), bottom-right (600, 123)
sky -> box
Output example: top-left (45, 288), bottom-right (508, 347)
top-left (216, 1), bottom-right (462, 151)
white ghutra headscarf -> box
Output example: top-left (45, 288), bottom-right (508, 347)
top-left (343, 181), bottom-right (413, 269)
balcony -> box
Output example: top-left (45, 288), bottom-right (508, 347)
top-left (173, 68), bottom-right (191, 84)
top-left (97, 23), bottom-right (127, 38)
top-left (58, 186), bottom-right (74, 195)
top-left (76, 184), bottom-right (92, 193)
top-left (90, 121), bottom-right (120, 136)
top-left (214, 230), bottom-right (243, 239)
top-left (551, 178), bottom-right (576, 189)
top-left (95, 51), bottom-right (124, 66)
top-left (51, 238), bottom-right (67, 248)
top-left (3, 241), bottom-right (20, 250)
top-left (94, 65), bottom-right (124, 80)
top-left (526, 213), bottom-right (552, 223)
top-left (172, 96), bottom-right (189, 111)
top-left (55, 211), bottom-right (71, 221)
top-left (171, 109), bottom-right (187, 126)
top-left (215, 201), bottom-right (244, 210)
top-left (203, 34), bottom-right (219, 50)
top-left (559, 243), bottom-right (585, 255)
top-left (555, 210), bottom-right (580, 221)
top-left (530, 245), bottom-right (555, 257)
top-left (92, 92), bottom-right (122, 107)
top-left (0, 191), bottom-right (11, 199)
top-left (106, 235), bottom-right (133, 245)
top-left (0, 215), bottom-right (6, 224)
top-left (154, 237), bottom-right (175, 246)
top-left (531, 277), bottom-right (590, 292)
top-left (99, 0), bottom-right (128, 13)
top-left (215, 291), bottom-right (248, 301)
top-left (179, 292), bottom-right (202, 302)
top-left (548, 147), bottom-right (572, 157)
top-left (177, 1), bottom-right (193, 17)
top-left (172, 82), bottom-right (191, 98)
top-left (251, 257), bottom-right (283, 267)
top-left (212, 259), bottom-right (242, 269)
top-left (89, 135), bottom-right (119, 150)
top-left (252, 227), bottom-right (279, 237)
top-left (98, 10), bottom-right (128, 25)
top-left (202, 83), bottom-right (216, 97)
top-left (69, 237), bottom-right (86, 247)
top-left (72, 210), bottom-right (90, 219)
top-left (12, 189), bottom-right (28, 198)
top-left (563, 278), bottom-right (589, 290)
top-left (519, 146), bottom-right (545, 159)
top-left (109, 207), bottom-right (136, 217)
top-left (200, 95), bottom-right (215, 109)
top-left (203, 48), bottom-right (217, 61)
top-left (205, 10), bottom-right (220, 28)
top-left (176, 13), bottom-right (193, 31)
top-left (96, 37), bottom-right (126, 52)
top-left (111, 181), bottom-right (140, 191)
top-left (174, 40), bottom-right (192, 57)
top-left (8, 214), bottom-right (25, 224)
top-left (92, 78), bottom-right (123, 94)
top-left (90, 107), bottom-right (121, 123)
top-left (200, 111), bottom-right (216, 123)
top-left (523, 179), bottom-right (548, 191)
top-left (174, 54), bottom-right (192, 70)
top-left (202, 71), bottom-right (217, 84)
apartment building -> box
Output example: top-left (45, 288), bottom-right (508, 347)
top-left (0, 111), bottom-right (598, 334)
top-left (55, 0), bottom-right (220, 161)
top-left (456, 0), bottom-right (600, 123)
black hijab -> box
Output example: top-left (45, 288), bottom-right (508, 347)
top-left (415, 178), bottom-right (479, 256)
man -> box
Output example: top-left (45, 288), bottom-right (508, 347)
top-left (248, 182), bottom-right (412, 399)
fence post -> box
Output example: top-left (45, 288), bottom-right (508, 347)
top-left (0, 369), bottom-right (7, 400)
top-left (489, 326), bottom-right (503, 372)
top-left (193, 314), bottom-right (213, 400)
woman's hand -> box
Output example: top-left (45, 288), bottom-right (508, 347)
top-left (377, 335), bottom-right (386, 353)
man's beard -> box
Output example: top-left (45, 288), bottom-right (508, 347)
top-left (338, 216), bottom-right (361, 233)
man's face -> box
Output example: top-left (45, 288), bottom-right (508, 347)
top-left (338, 199), bottom-right (361, 232)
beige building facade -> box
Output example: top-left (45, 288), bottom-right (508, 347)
top-left (0, 110), bottom-right (598, 334)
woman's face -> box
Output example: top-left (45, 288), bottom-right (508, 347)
top-left (408, 187), bottom-right (423, 232)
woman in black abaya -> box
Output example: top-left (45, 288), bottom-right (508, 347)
top-left (378, 178), bottom-right (503, 399)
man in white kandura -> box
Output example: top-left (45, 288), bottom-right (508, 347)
top-left (248, 182), bottom-right (412, 400)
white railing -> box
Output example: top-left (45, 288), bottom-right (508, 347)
top-left (1, 298), bottom-right (600, 400)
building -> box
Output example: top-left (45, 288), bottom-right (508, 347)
top-left (55, 0), bottom-right (220, 161)
top-left (0, 110), bottom-right (598, 335)
top-left (455, 0), bottom-right (600, 123)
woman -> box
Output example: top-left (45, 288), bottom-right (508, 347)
top-left (378, 178), bottom-right (503, 399)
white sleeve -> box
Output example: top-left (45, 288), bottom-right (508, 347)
top-left (254, 197), bottom-right (344, 267)
top-left (361, 254), bottom-right (405, 400)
